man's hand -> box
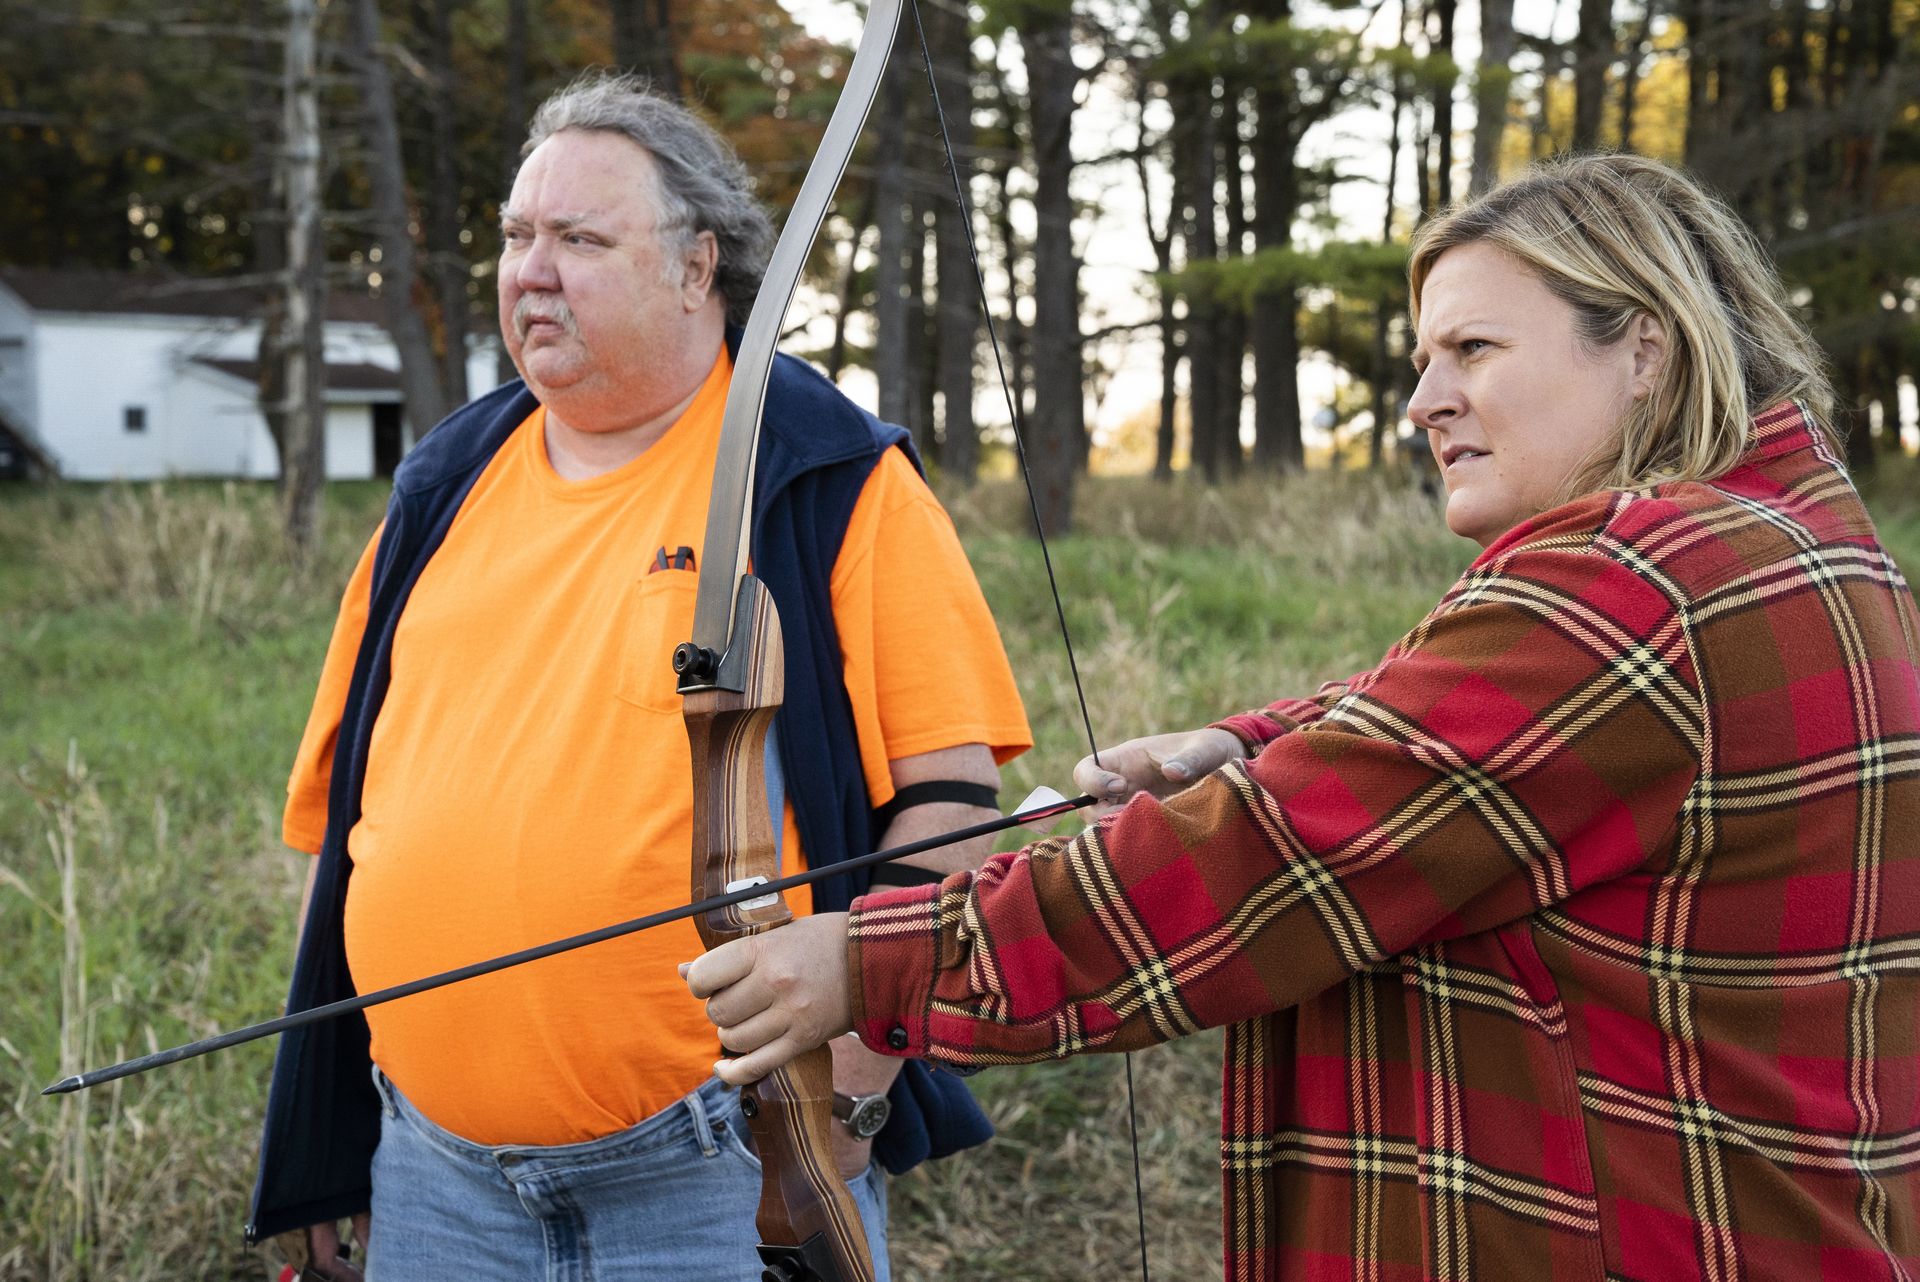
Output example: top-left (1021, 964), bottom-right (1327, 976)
top-left (1073, 728), bottom-right (1246, 817)
top-left (681, 912), bottom-right (855, 1086)
top-left (277, 1215), bottom-right (370, 1281)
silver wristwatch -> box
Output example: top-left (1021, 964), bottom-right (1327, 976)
top-left (831, 1090), bottom-right (892, 1141)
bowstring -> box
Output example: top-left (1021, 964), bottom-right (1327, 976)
top-left (902, 6), bottom-right (1148, 1278)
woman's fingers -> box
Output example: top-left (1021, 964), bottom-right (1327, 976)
top-left (1074, 729), bottom-right (1248, 815)
top-left (1073, 756), bottom-right (1132, 799)
top-left (1154, 728), bottom-right (1246, 784)
top-left (1072, 738), bottom-right (1177, 813)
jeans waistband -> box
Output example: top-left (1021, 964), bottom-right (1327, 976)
top-left (371, 1065), bottom-right (742, 1172)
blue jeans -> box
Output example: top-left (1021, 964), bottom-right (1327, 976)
top-left (365, 1066), bottom-right (890, 1281)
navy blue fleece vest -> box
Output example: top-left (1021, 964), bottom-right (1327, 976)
top-left (247, 347), bottom-right (991, 1240)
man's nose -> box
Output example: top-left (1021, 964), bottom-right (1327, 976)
top-left (512, 234), bottom-right (562, 292)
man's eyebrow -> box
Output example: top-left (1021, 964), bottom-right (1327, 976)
top-left (497, 209), bottom-right (605, 233)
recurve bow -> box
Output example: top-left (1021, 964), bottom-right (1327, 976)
top-left (666, 1), bottom-right (904, 1276)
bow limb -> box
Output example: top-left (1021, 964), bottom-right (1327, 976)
top-left (673, 3), bottom-right (905, 1279)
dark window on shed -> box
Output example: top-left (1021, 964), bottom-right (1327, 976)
top-left (124, 406), bottom-right (147, 433)
top-left (373, 402), bottom-right (404, 478)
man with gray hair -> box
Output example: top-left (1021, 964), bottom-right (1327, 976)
top-left (248, 73), bottom-right (1030, 1279)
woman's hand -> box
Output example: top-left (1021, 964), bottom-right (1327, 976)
top-left (680, 912), bottom-right (855, 1086)
top-left (1073, 728), bottom-right (1246, 817)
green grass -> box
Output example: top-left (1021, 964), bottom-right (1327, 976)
top-left (0, 482), bottom-right (378, 1281)
top-left (21, 456), bottom-right (1909, 1279)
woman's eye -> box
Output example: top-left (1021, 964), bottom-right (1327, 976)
top-left (1460, 339), bottom-right (1489, 355)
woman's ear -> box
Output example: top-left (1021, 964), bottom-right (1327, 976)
top-left (1629, 312), bottom-right (1669, 402)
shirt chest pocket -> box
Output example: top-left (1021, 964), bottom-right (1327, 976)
top-left (614, 570), bottom-right (701, 715)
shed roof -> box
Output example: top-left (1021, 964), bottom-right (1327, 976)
top-left (192, 358), bottom-right (403, 401)
top-left (0, 267), bottom-right (387, 326)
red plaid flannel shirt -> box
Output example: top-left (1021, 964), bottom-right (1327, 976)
top-left (850, 404), bottom-right (1920, 1281)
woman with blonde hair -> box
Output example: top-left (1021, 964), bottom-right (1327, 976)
top-left (687, 155), bottom-right (1920, 1280)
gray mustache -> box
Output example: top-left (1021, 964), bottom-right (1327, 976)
top-left (513, 293), bottom-right (580, 340)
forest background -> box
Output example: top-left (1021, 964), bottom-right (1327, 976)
top-left (4, 0), bottom-right (1917, 529)
top-left (3, 0), bottom-right (1919, 1276)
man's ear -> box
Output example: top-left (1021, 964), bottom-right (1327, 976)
top-left (1629, 311), bottom-right (1669, 402)
top-left (682, 230), bottom-right (720, 312)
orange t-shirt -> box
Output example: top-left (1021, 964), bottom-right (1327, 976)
top-left (282, 351), bottom-right (1030, 1146)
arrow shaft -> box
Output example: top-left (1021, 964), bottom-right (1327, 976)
top-left (44, 794), bottom-right (1095, 1095)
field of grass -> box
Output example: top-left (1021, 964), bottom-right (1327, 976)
top-left (2, 462), bottom-right (1914, 1281)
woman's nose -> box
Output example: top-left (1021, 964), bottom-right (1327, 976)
top-left (1407, 366), bottom-right (1459, 429)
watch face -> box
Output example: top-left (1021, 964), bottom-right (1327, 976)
top-left (849, 1094), bottom-right (891, 1140)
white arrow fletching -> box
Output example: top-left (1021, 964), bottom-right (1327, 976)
top-left (1014, 786), bottom-right (1070, 832)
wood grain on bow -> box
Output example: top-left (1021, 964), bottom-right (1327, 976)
top-left (668, 1), bottom-right (904, 1275)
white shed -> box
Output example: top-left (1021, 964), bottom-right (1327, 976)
top-left (0, 267), bottom-right (500, 481)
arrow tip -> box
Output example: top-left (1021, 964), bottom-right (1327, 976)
top-left (42, 1076), bottom-right (85, 1096)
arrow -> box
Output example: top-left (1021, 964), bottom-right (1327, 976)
top-left (43, 788), bottom-right (1093, 1097)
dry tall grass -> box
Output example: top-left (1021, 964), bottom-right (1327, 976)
top-left (32, 483), bottom-right (370, 638)
top-left (2, 746), bottom-right (299, 1282)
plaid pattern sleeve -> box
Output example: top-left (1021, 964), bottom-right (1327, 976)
top-left (850, 404), bottom-right (1920, 1280)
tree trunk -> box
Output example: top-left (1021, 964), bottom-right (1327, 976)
top-left (1187, 75), bottom-right (1221, 482)
top-left (1157, 304), bottom-right (1180, 480)
top-left (1416, 99), bottom-right (1433, 219)
top-left (244, 0), bottom-right (291, 469)
top-left (1680, 0), bottom-right (1711, 166)
top-left (1617, 2), bottom-right (1648, 152)
top-left (1134, 87), bottom-right (1179, 483)
top-left (926, 0), bottom-right (977, 482)
top-left (1431, 0), bottom-right (1456, 207)
top-left (906, 193), bottom-right (935, 458)
top-left (282, 0), bottom-right (328, 549)
top-left (503, 0), bottom-right (527, 190)
top-left (826, 196), bottom-right (872, 384)
top-left (1470, 0), bottom-right (1512, 195)
top-left (612, 0), bottom-right (677, 95)
top-left (422, 0), bottom-right (469, 407)
top-left (984, 61), bottom-right (1031, 432)
top-left (1218, 106), bottom-right (1249, 478)
top-left (1372, 45), bottom-right (1406, 467)
top-left (873, 30), bottom-right (912, 428)
top-left (1842, 357), bottom-right (1878, 472)
top-left (1572, 0), bottom-right (1611, 150)
top-left (351, 0), bottom-right (449, 439)
top-left (1250, 71), bottom-right (1301, 472)
top-left (1020, 15), bottom-right (1081, 533)
top-left (499, 0), bottom-right (528, 383)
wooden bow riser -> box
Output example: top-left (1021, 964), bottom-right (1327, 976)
top-left (684, 577), bottom-right (791, 944)
top-left (683, 575), bottom-right (875, 1282)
